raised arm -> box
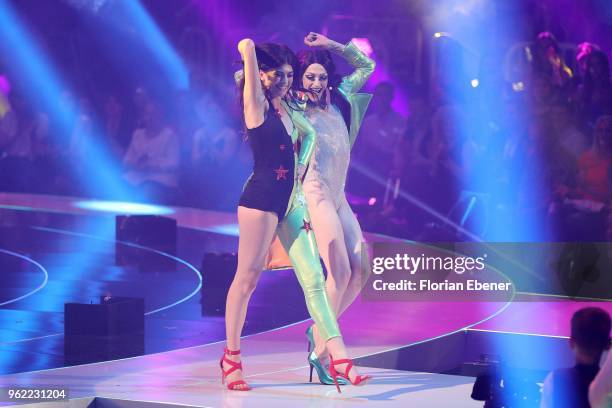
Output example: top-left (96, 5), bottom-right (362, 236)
top-left (238, 38), bottom-right (266, 129)
top-left (304, 32), bottom-right (375, 95)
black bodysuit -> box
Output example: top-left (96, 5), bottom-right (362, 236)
top-left (239, 110), bottom-right (295, 221)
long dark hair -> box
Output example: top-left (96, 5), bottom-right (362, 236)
top-left (584, 50), bottom-right (611, 89)
top-left (297, 49), bottom-right (351, 131)
top-left (237, 43), bottom-right (301, 113)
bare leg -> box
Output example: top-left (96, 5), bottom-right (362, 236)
top-left (306, 194), bottom-right (352, 314)
top-left (326, 336), bottom-right (364, 383)
top-left (336, 196), bottom-right (370, 315)
top-left (325, 198), bottom-right (371, 383)
top-left (223, 206), bottom-right (278, 390)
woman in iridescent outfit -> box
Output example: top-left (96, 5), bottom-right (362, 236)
top-left (299, 32), bottom-right (376, 383)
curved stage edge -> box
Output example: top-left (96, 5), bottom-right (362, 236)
top-left (0, 193), bottom-right (610, 407)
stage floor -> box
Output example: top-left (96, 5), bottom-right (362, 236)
top-left (0, 337), bottom-right (482, 407)
top-left (1, 193), bottom-right (610, 406)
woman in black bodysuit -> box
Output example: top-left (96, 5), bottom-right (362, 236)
top-left (220, 39), bottom-right (370, 392)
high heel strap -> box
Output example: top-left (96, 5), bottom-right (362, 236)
top-left (224, 347), bottom-right (241, 356)
top-left (329, 355), bottom-right (372, 389)
top-left (221, 355), bottom-right (243, 375)
top-left (220, 348), bottom-right (251, 391)
top-left (329, 356), bottom-right (353, 377)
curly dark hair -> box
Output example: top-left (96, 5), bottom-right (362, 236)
top-left (297, 49), bottom-right (351, 130)
top-left (297, 49), bottom-right (340, 88)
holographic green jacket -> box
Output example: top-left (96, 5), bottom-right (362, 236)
top-left (334, 41), bottom-right (376, 149)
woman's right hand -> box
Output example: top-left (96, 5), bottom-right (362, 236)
top-left (304, 32), bottom-right (331, 49)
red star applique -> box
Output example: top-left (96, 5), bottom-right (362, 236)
top-left (273, 165), bottom-right (289, 180)
top-left (302, 220), bottom-right (313, 232)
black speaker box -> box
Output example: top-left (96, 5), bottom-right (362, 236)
top-left (64, 296), bottom-right (145, 365)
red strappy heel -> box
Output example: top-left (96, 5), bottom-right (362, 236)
top-left (219, 347), bottom-right (251, 391)
top-left (328, 355), bottom-right (372, 393)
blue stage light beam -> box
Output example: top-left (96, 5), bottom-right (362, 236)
top-left (0, 2), bottom-right (141, 202)
top-left (429, 14), bottom-right (545, 242)
top-left (429, 3), bottom-right (554, 404)
top-left (120, 1), bottom-right (189, 89)
top-left (73, 200), bottom-right (174, 215)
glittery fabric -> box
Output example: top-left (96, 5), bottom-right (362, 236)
top-left (302, 105), bottom-right (351, 210)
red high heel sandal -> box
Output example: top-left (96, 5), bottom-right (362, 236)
top-left (219, 347), bottom-right (251, 391)
top-left (328, 355), bottom-right (372, 393)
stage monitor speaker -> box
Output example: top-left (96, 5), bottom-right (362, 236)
top-left (64, 296), bottom-right (144, 365)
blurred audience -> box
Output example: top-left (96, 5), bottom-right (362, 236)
top-left (102, 94), bottom-right (131, 160)
top-left (123, 100), bottom-right (180, 204)
top-left (575, 42), bottom-right (599, 87)
top-left (0, 24), bottom-right (611, 244)
top-left (190, 93), bottom-right (242, 209)
top-left (530, 32), bottom-right (573, 97)
top-left (551, 115), bottom-right (612, 240)
top-left (574, 49), bottom-right (612, 130)
top-left (549, 103), bottom-right (589, 159)
top-left (64, 97), bottom-right (94, 194)
top-left (354, 81), bottom-right (406, 165)
top-left (349, 81), bottom-right (406, 197)
top-left (0, 78), bottom-right (31, 193)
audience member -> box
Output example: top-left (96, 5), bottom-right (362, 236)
top-left (354, 81), bottom-right (405, 167)
top-left (574, 50), bottom-right (612, 130)
top-left (349, 81), bottom-right (405, 198)
top-left (540, 307), bottom-right (611, 408)
top-left (102, 94), bottom-right (131, 160)
top-left (123, 100), bottom-right (180, 204)
top-left (0, 79), bottom-right (31, 192)
top-left (190, 94), bottom-right (241, 209)
top-left (530, 31), bottom-right (573, 93)
top-left (549, 103), bottom-right (589, 159)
